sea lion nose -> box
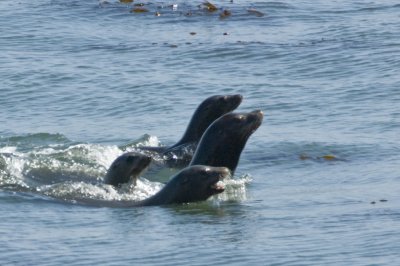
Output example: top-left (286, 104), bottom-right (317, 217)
top-left (233, 94), bottom-right (243, 101)
top-left (252, 110), bottom-right (263, 116)
top-left (248, 110), bottom-right (264, 121)
top-left (231, 94), bottom-right (243, 104)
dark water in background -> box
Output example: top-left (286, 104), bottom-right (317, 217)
top-left (1, 0), bottom-right (400, 264)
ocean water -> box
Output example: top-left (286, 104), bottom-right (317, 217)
top-left (1, 0), bottom-right (400, 264)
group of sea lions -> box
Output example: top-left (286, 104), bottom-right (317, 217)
top-left (98, 94), bottom-right (263, 207)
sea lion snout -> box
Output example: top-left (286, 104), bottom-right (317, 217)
top-left (226, 94), bottom-right (243, 107)
top-left (249, 109), bottom-right (264, 119)
top-left (247, 110), bottom-right (264, 126)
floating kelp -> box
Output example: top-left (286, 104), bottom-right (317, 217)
top-left (130, 7), bottom-right (149, 13)
top-left (219, 9), bottom-right (231, 19)
top-left (98, 0), bottom-right (110, 6)
top-left (299, 153), bottom-right (342, 162)
top-left (201, 1), bottom-right (218, 12)
top-left (321, 154), bottom-right (337, 161)
top-left (101, 0), bottom-right (267, 19)
top-left (299, 154), bottom-right (310, 160)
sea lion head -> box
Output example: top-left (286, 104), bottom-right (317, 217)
top-left (167, 165), bottom-right (230, 203)
top-left (104, 152), bottom-right (152, 187)
top-left (190, 110), bottom-right (263, 173)
top-left (174, 94), bottom-right (243, 147)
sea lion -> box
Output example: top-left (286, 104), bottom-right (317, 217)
top-left (136, 165), bottom-right (229, 206)
top-left (140, 94), bottom-right (243, 155)
top-left (189, 110), bottom-right (263, 174)
top-left (80, 165), bottom-right (230, 207)
top-left (104, 152), bottom-right (152, 187)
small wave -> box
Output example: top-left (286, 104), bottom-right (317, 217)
top-left (29, 173), bottom-right (250, 206)
top-left (37, 178), bottom-right (163, 202)
top-left (0, 133), bottom-right (71, 148)
top-left (0, 146), bottom-right (17, 154)
top-left (0, 152), bottom-right (26, 182)
top-left (0, 133), bottom-right (161, 183)
top-left (37, 172), bottom-right (250, 206)
top-left (120, 134), bottom-right (161, 150)
top-left (321, 3), bottom-right (400, 14)
top-left (0, 140), bottom-right (122, 189)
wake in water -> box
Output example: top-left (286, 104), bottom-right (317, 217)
top-left (0, 133), bottom-right (250, 206)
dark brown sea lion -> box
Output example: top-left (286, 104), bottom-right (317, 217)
top-left (80, 165), bottom-right (230, 207)
top-left (104, 152), bottom-right (151, 187)
top-left (189, 110), bottom-right (263, 174)
top-left (136, 165), bottom-right (229, 206)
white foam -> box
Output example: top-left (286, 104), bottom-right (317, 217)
top-left (85, 144), bottom-right (122, 169)
top-left (38, 181), bottom-right (120, 201)
top-left (214, 174), bottom-right (253, 202)
top-left (133, 135), bottom-right (161, 148)
top-left (0, 146), bottom-right (17, 153)
top-left (3, 154), bottom-right (25, 179)
top-left (38, 177), bottom-right (164, 202)
top-left (1, 142), bottom-right (126, 187)
top-left (121, 178), bottom-right (164, 201)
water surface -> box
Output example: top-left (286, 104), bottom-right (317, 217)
top-left (1, 0), bottom-right (400, 265)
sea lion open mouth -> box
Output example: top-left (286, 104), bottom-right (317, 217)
top-left (209, 169), bottom-right (229, 194)
top-left (210, 180), bottom-right (226, 193)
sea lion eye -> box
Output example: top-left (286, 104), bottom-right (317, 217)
top-left (201, 168), bottom-right (210, 175)
top-left (233, 116), bottom-right (243, 123)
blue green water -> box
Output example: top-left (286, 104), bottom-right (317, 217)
top-left (1, 0), bottom-right (400, 264)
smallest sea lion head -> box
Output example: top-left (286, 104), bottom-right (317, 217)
top-left (104, 152), bottom-right (152, 187)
